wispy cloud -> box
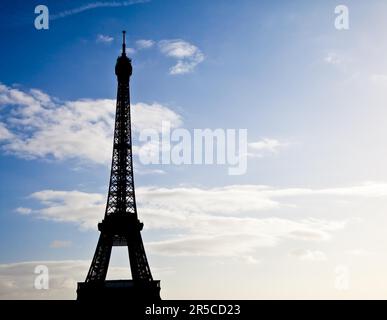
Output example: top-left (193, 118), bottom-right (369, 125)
top-left (18, 181), bottom-right (387, 258)
top-left (324, 52), bottom-right (342, 65)
top-left (289, 249), bottom-right (327, 261)
top-left (248, 138), bottom-right (285, 158)
top-left (18, 182), bottom-right (376, 257)
top-left (370, 74), bottom-right (387, 87)
top-left (96, 34), bottom-right (114, 43)
top-left (15, 207), bottom-right (32, 215)
top-left (50, 0), bottom-right (150, 20)
top-left (126, 47), bottom-right (136, 55)
top-left (159, 39), bottom-right (204, 75)
top-left (136, 39), bottom-right (155, 50)
top-left (50, 240), bottom-right (72, 249)
top-left (346, 249), bottom-right (378, 257)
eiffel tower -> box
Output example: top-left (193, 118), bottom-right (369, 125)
top-left (77, 31), bottom-right (160, 301)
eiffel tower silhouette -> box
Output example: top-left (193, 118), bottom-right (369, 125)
top-left (77, 31), bottom-right (160, 301)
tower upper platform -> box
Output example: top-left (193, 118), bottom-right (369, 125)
top-left (115, 31), bottom-right (132, 82)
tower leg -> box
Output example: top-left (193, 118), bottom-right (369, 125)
top-left (128, 233), bottom-right (153, 281)
top-left (85, 234), bottom-right (113, 282)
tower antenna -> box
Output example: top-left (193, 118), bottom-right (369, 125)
top-left (122, 30), bottom-right (126, 55)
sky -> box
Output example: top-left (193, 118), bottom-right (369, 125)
top-left (2, 0), bottom-right (387, 299)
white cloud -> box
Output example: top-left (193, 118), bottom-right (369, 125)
top-left (0, 260), bottom-right (87, 299)
top-left (135, 168), bottom-right (166, 175)
top-left (136, 39), bottom-right (155, 49)
top-left (20, 183), bottom-right (376, 257)
top-left (126, 47), bottom-right (136, 55)
top-left (30, 190), bottom-right (105, 230)
top-left (96, 34), bottom-right (114, 43)
top-left (19, 181), bottom-right (387, 258)
top-left (0, 123), bottom-right (14, 141)
top-left (146, 218), bottom-right (338, 257)
top-left (21, 182), bottom-right (387, 232)
top-left (346, 249), bottom-right (377, 257)
top-left (248, 138), bottom-right (285, 158)
top-left (242, 255), bottom-right (260, 265)
top-left (138, 185), bottom-right (280, 218)
top-left (159, 40), bottom-right (199, 59)
top-left (132, 102), bottom-right (182, 132)
top-left (248, 138), bottom-right (283, 152)
top-left (0, 260), bottom-right (135, 299)
top-left (290, 249), bottom-right (327, 261)
top-left (15, 207), bottom-right (32, 215)
top-left (324, 52), bottom-right (342, 65)
top-left (159, 40), bottom-right (204, 75)
top-left (0, 260), bottom-right (171, 299)
top-left (50, 240), bottom-right (72, 249)
top-left (370, 74), bottom-right (387, 87)
top-left (0, 83), bottom-right (182, 164)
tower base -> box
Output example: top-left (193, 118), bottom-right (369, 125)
top-left (77, 280), bottom-right (161, 302)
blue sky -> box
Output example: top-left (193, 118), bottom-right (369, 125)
top-left (2, 0), bottom-right (387, 299)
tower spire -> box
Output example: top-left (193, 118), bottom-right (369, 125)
top-left (122, 30), bottom-right (126, 56)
